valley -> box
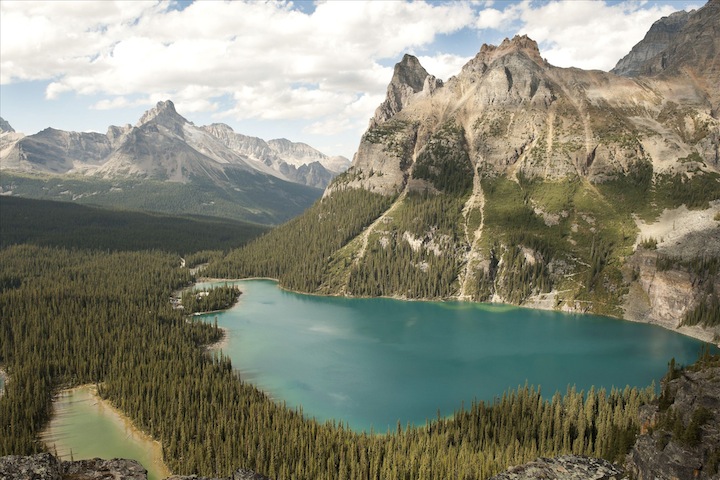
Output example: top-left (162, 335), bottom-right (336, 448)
top-left (2, 1), bottom-right (720, 479)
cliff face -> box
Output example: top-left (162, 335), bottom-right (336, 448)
top-left (611, 10), bottom-right (692, 77)
top-left (626, 358), bottom-right (720, 480)
top-left (612, 0), bottom-right (720, 113)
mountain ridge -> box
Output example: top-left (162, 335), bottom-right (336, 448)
top-left (0, 100), bottom-right (349, 189)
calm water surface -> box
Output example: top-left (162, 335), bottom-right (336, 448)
top-left (198, 279), bottom-right (716, 432)
top-left (41, 386), bottom-right (170, 480)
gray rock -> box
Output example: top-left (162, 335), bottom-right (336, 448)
top-left (0, 117), bottom-right (15, 134)
top-left (0, 453), bottom-right (61, 480)
top-left (369, 54), bottom-right (433, 129)
top-left (168, 467), bottom-right (271, 480)
top-left (488, 455), bottom-right (625, 480)
top-left (611, 10), bottom-right (691, 77)
top-left (0, 454), bottom-right (272, 480)
top-left (625, 364), bottom-right (720, 480)
top-left (62, 457), bottom-right (148, 479)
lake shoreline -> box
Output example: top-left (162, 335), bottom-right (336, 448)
top-left (205, 325), bottom-right (230, 352)
top-left (196, 276), bottom-right (720, 348)
top-left (40, 385), bottom-right (172, 479)
top-left (188, 277), bottom-right (716, 433)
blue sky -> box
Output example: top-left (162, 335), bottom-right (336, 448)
top-left (0, 0), bottom-right (701, 159)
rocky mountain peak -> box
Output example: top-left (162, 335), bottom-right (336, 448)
top-left (369, 54), bottom-right (440, 128)
top-left (393, 54), bottom-right (430, 93)
top-left (136, 100), bottom-right (189, 136)
top-left (610, 0), bottom-right (719, 111)
top-left (462, 35), bottom-right (545, 76)
top-left (611, 10), bottom-right (692, 77)
top-left (497, 35), bottom-right (544, 63)
top-left (0, 117), bottom-right (15, 134)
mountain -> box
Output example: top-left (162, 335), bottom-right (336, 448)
top-left (208, 1), bottom-right (720, 343)
top-left (1, 100), bottom-right (347, 187)
top-left (611, 10), bottom-right (692, 77)
top-left (0, 117), bottom-right (15, 133)
top-left (0, 117), bottom-right (24, 154)
top-left (612, 0), bottom-right (719, 113)
top-left (199, 123), bottom-right (349, 188)
top-left (0, 101), bottom-right (351, 224)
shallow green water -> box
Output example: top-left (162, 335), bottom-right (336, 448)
top-left (198, 279), bottom-right (717, 433)
top-left (41, 386), bottom-right (170, 480)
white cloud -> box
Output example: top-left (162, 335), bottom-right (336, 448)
top-left (417, 53), bottom-right (473, 81)
top-left (475, 1), bottom-right (529, 30)
top-left (0, 0), bottom-right (477, 150)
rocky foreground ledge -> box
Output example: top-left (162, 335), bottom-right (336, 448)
top-left (0, 453), bottom-right (270, 480)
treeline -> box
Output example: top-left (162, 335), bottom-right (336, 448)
top-left (181, 285), bottom-right (241, 314)
top-left (1, 244), bottom-right (656, 479)
top-left (205, 188), bottom-right (395, 291)
top-left (347, 233), bottom-right (460, 298)
top-left (347, 191), bottom-right (466, 299)
top-left (0, 196), bottom-right (267, 254)
top-left (494, 243), bottom-right (552, 304)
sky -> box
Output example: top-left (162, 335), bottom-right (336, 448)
top-left (0, 0), bottom-right (702, 160)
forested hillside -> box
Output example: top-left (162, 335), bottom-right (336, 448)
top-left (0, 196), bottom-right (267, 253)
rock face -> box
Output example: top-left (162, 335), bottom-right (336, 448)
top-left (0, 117), bottom-right (15, 134)
top-left (0, 453), bottom-right (146, 480)
top-left (626, 359), bottom-right (720, 480)
top-left (0, 100), bottom-right (347, 189)
top-left (329, 21), bottom-right (719, 196)
top-left (611, 10), bottom-right (692, 77)
top-left (369, 54), bottom-right (442, 129)
top-left (612, 0), bottom-right (720, 113)
top-left (0, 453), bottom-right (272, 480)
top-left (488, 455), bottom-right (625, 480)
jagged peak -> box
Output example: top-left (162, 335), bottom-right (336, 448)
top-left (203, 122), bottom-right (237, 135)
top-left (392, 54), bottom-right (430, 93)
top-left (369, 54), bottom-right (440, 128)
top-left (0, 117), bottom-right (15, 134)
top-left (137, 100), bottom-right (188, 128)
top-left (462, 35), bottom-right (546, 76)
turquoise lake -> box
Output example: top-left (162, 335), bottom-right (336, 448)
top-left (197, 279), bottom-right (715, 433)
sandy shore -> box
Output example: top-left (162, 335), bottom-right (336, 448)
top-left (205, 325), bottom-right (230, 352)
top-left (40, 385), bottom-right (172, 479)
